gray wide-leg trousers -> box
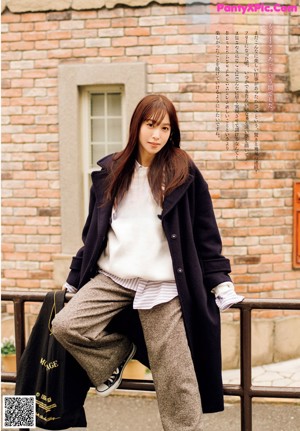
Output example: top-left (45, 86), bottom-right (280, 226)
top-left (52, 274), bottom-right (203, 431)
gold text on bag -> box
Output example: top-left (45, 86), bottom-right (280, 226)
top-left (40, 357), bottom-right (59, 370)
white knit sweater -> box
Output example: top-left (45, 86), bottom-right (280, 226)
top-left (98, 162), bottom-right (175, 281)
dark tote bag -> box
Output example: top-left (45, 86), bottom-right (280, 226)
top-left (15, 290), bottom-right (92, 430)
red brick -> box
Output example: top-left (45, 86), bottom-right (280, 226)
top-left (35, 21), bottom-right (59, 31)
top-left (72, 29), bottom-right (98, 39)
top-left (100, 47), bottom-right (125, 56)
top-left (37, 189), bottom-right (60, 198)
top-left (47, 49), bottom-right (72, 59)
top-left (151, 5), bottom-right (178, 16)
top-left (40, 262), bottom-right (54, 272)
top-left (2, 33), bottom-right (22, 42)
top-left (10, 41), bottom-right (35, 51)
top-left (35, 40), bottom-right (60, 50)
top-left (14, 226), bottom-right (38, 234)
top-left (48, 30), bottom-right (72, 40)
top-left (152, 64), bottom-right (179, 73)
top-left (123, 7), bottom-right (150, 17)
top-left (72, 48), bottom-right (98, 57)
top-left (165, 16), bottom-right (189, 26)
top-left (4, 269), bottom-right (28, 279)
top-left (261, 254), bottom-right (284, 263)
top-left (2, 88), bottom-right (22, 97)
top-left (27, 253), bottom-right (51, 261)
top-left (39, 244), bottom-right (61, 253)
top-left (11, 115), bottom-right (34, 125)
top-left (13, 189), bottom-right (36, 198)
top-left (85, 19), bottom-right (111, 29)
top-left (165, 35), bottom-right (193, 45)
top-left (1, 133), bottom-right (12, 143)
top-left (60, 39), bottom-right (85, 49)
top-left (3, 251), bottom-right (27, 261)
top-left (11, 79), bottom-right (34, 88)
top-left (139, 52), bottom-right (164, 61)
top-left (233, 275), bottom-right (261, 284)
top-left (21, 13), bottom-right (47, 22)
top-left (139, 36), bottom-right (165, 45)
top-left (125, 27), bottom-right (150, 36)
top-left (234, 256), bottom-right (261, 265)
top-left (38, 227), bottom-right (61, 234)
top-left (11, 23), bottom-right (34, 32)
top-left (112, 17), bottom-right (138, 27)
top-left (35, 115), bottom-right (57, 125)
top-left (16, 279), bottom-right (41, 288)
top-left (168, 54), bottom-right (194, 64)
top-left (112, 37), bottom-right (138, 47)
top-left (41, 280), bottom-right (56, 289)
top-left (1, 13), bottom-right (22, 23)
top-left (23, 162), bottom-right (48, 170)
top-left (27, 270), bottom-right (50, 280)
top-left (152, 26), bottom-right (178, 35)
top-left (260, 273), bottom-right (285, 282)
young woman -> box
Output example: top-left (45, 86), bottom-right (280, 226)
top-left (52, 94), bottom-right (243, 431)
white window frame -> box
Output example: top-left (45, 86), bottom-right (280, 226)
top-left (80, 85), bottom-right (125, 215)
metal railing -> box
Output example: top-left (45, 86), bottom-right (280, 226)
top-left (1, 291), bottom-right (300, 431)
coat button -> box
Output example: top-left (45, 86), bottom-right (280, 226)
top-left (177, 267), bottom-right (183, 274)
top-left (171, 234), bottom-right (177, 239)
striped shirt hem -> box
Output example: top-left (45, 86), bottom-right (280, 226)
top-left (99, 270), bottom-right (178, 310)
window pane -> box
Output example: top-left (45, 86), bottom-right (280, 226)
top-left (91, 119), bottom-right (105, 142)
top-left (107, 143), bottom-right (123, 154)
top-left (107, 93), bottom-right (121, 116)
top-left (91, 144), bottom-right (106, 166)
top-left (107, 118), bottom-right (122, 142)
top-left (91, 94), bottom-right (105, 116)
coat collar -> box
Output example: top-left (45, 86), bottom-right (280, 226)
top-left (91, 154), bottom-right (114, 204)
top-left (96, 154), bottom-right (115, 172)
top-left (160, 174), bottom-right (194, 219)
top-left (92, 154), bottom-right (195, 218)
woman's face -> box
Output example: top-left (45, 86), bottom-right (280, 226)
top-left (137, 113), bottom-right (171, 166)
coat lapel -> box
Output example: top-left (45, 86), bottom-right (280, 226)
top-left (91, 153), bottom-right (115, 204)
top-left (91, 169), bottom-right (108, 204)
top-left (91, 168), bottom-right (113, 233)
top-left (161, 174), bottom-right (194, 219)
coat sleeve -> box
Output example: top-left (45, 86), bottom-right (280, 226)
top-left (65, 185), bottom-right (97, 288)
top-left (192, 166), bottom-right (232, 289)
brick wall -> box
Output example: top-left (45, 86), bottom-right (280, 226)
top-left (2, 4), bottom-right (300, 305)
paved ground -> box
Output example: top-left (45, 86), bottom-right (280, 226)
top-left (1, 389), bottom-right (300, 431)
top-left (2, 358), bottom-right (300, 431)
top-left (222, 357), bottom-right (300, 388)
top-left (69, 393), bottom-right (300, 431)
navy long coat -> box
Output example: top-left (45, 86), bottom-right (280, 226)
top-left (66, 154), bottom-right (232, 413)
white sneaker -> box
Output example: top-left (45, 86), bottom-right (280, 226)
top-left (96, 344), bottom-right (136, 397)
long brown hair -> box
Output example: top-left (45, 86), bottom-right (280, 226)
top-left (104, 94), bottom-right (190, 206)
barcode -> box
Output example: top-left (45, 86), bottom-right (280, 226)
top-left (2, 395), bottom-right (36, 429)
